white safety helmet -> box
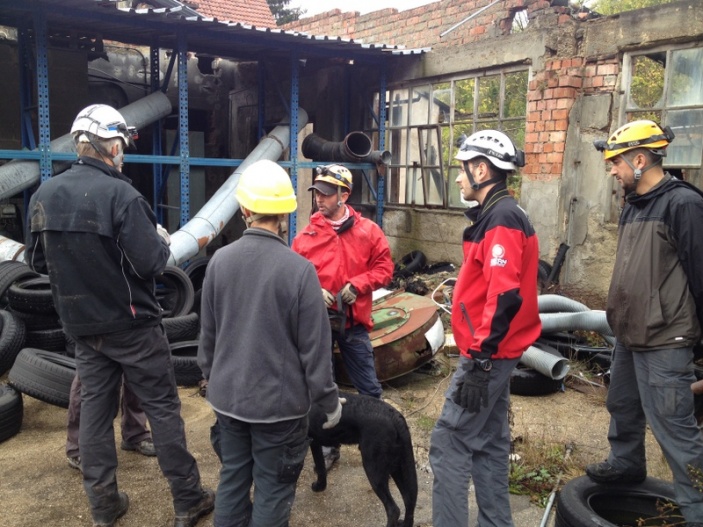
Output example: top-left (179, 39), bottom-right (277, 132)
top-left (455, 130), bottom-right (525, 172)
top-left (70, 104), bottom-right (137, 148)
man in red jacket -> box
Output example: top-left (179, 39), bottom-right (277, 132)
top-left (429, 130), bottom-right (541, 527)
top-left (292, 163), bottom-right (394, 467)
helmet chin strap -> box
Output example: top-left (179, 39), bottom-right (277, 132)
top-left (465, 161), bottom-right (503, 190)
top-left (621, 155), bottom-right (662, 182)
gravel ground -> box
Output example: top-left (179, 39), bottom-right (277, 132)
top-left (0, 350), bottom-right (670, 527)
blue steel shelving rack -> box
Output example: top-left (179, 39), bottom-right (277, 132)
top-left (6, 4), bottom-right (389, 238)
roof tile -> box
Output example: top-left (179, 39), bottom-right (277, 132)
top-left (188, 0), bottom-right (276, 27)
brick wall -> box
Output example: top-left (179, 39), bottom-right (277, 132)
top-left (283, 0), bottom-right (561, 50)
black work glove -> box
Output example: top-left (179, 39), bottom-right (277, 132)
top-left (452, 360), bottom-right (491, 413)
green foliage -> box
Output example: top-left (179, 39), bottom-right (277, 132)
top-left (592, 0), bottom-right (678, 16)
top-left (267, 0), bottom-right (306, 25)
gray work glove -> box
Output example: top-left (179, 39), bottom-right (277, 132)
top-left (322, 288), bottom-right (335, 308)
top-left (156, 224), bottom-right (171, 246)
top-left (452, 360), bottom-right (490, 413)
top-left (340, 283), bottom-right (358, 304)
top-left (322, 397), bottom-right (347, 429)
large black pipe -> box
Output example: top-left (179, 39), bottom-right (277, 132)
top-left (302, 131), bottom-right (391, 165)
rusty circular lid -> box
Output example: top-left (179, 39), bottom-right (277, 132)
top-left (369, 291), bottom-right (439, 344)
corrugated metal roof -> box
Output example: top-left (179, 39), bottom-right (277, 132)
top-left (0, 0), bottom-right (424, 63)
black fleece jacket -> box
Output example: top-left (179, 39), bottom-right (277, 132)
top-left (25, 156), bottom-right (169, 336)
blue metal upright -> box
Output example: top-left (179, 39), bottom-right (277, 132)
top-left (288, 53), bottom-right (300, 243)
top-left (376, 70), bottom-right (388, 227)
top-left (151, 43), bottom-right (165, 224)
top-left (34, 10), bottom-right (52, 182)
top-left (177, 33), bottom-right (190, 227)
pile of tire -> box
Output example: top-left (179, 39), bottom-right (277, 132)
top-left (0, 258), bottom-right (209, 444)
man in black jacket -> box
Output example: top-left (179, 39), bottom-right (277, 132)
top-left (587, 120), bottom-right (703, 525)
top-left (26, 104), bottom-right (214, 527)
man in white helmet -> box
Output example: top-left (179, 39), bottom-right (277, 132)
top-left (198, 159), bottom-right (343, 527)
top-left (429, 130), bottom-right (541, 527)
top-left (25, 104), bottom-right (214, 527)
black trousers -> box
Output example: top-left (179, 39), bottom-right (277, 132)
top-left (71, 325), bottom-right (203, 520)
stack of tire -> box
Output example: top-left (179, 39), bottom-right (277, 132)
top-left (0, 258), bottom-right (210, 444)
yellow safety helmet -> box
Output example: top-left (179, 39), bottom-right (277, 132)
top-left (594, 120), bottom-right (675, 160)
top-left (309, 164), bottom-right (353, 194)
top-left (236, 160), bottom-right (297, 214)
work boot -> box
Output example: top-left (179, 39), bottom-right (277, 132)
top-left (67, 455), bottom-right (82, 472)
top-left (322, 446), bottom-right (340, 471)
top-left (173, 488), bottom-right (215, 527)
top-left (585, 461), bottom-right (646, 484)
top-left (121, 438), bottom-right (156, 457)
top-left (92, 491), bottom-right (129, 527)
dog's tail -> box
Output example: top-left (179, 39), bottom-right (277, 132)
top-left (392, 412), bottom-right (418, 527)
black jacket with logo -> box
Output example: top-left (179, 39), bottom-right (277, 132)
top-left (25, 157), bottom-right (169, 336)
top-left (607, 174), bottom-right (703, 350)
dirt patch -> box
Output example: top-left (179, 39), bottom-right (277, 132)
top-left (0, 350), bottom-right (672, 527)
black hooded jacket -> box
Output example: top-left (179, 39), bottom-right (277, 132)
top-left (25, 156), bottom-right (169, 336)
top-left (607, 173), bottom-right (703, 350)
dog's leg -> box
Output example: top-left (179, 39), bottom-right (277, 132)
top-left (309, 441), bottom-right (328, 492)
top-left (391, 466), bottom-right (417, 527)
top-left (360, 455), bottom-right (400, 527)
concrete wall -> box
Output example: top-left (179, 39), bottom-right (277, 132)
top-left (286, 0), bottom-right (703, 303)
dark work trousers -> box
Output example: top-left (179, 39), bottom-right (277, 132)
top-left (333, 323), bottom-right (382, 398)
top-left (71, 325), bottom-right (203, 520)
top-left (66, 373), bottom-right (151, 457)
top-left (605, 341), bottom-right (703, 522)
top-left (213, 413), bottom-right (309, 527)
top-left (429, 356), bottom-right (520, 527)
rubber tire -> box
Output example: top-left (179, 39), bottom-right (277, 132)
top-left (0, 261), bottom-right (40, 308)
top-left (0, 383), bottom-right (23, 443)
top-left (184, 257), bottom-right (210, 316)
top-left (0, 310), bottom-right (27, 376)
top-left (163, 312), bottom-right (200, 343)
top-left (156, 266), bottom-right (195, 318)
top-left (25, 327), bottom-right (67, 352)
top-left (510, 342), bottom-right (564, 396)
top-left (8, 307), bottom-right (61, 331)
top-left (7, 276), bottom-right (56, 315)
top-left (8, 348), bottom-right (76, 408)
top-left (555, 476), bottom-right (680, 527)
top-left (394, 250), bottom-right (427, 278)
top-left (170, 340), bottom-right (202, 387)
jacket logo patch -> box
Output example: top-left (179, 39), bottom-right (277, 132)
top-left (490, 244), bottom-right (508, 268)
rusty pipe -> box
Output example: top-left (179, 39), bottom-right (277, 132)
top-left (302, 131), bottom-right (390, 165)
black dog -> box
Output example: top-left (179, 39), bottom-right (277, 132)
top-left (308, 393), bottom-right (417, 527)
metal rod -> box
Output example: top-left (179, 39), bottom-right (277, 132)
top-left (439, 0), bottom-right (502, 38)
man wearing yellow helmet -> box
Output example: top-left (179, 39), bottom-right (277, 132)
top-left (292, 163), bottom-right (394, 469)
top-left (587, 120), bottom-right (703, 524)
top-left (198, 159), bottom-right (343, 527)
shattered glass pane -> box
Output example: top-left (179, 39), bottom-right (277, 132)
top-left (668, 47), bottom-right (703, 107)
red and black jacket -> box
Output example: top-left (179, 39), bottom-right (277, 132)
top-left (451, 184), bottom-right (542, 361)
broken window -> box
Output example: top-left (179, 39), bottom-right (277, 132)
top-left (624, 44), bottom-right (703, 187)
top-left (375, 67), bottom-right (528, 208)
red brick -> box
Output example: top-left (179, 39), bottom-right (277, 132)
top-left (559, 75), bottom-right (582, 88)
top-left (553, 109), bottom-right (569, 120)
top-left (597, 64), bottom-right (618, 76)
top-left (554, 87), bottom-right (577, 99)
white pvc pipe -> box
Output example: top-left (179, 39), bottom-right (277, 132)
top-left (167, 108), bottom-right (308, 266)
top-left (520, 345), bottom-right (570, 380)
top-left (538, 294), bottom-right (590, 313)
